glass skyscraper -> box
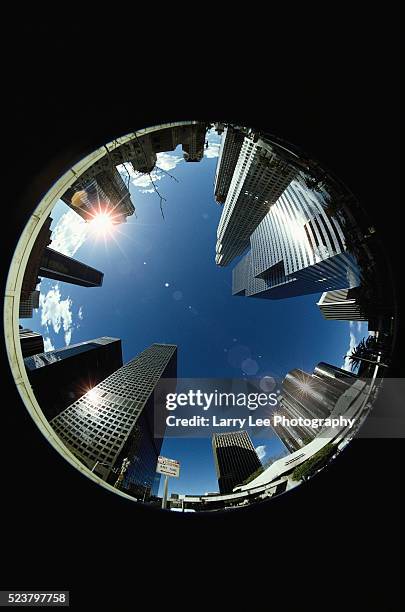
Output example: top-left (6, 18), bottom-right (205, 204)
top-left (214, 125), bottom-right (245, 204)
top-left (273, 362), bottom-right (358, 453)
top-left (317, 287), bottom-right (367, 321)
top-left (212, 430), bottom-right (262, 494)
top-left (24, 337), bottom-right (123, 420)
top-left (215, 135), bottom-right (297, 266)
top-left (39, 247), bottom-right (104, 288)
top-left (50, 343), bottom-right (177, 500)
top-left (232, 176), bottom-right (361, 299)
top-left (19, 326), bottom-right (44, 358)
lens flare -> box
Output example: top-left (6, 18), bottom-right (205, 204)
top-left (89, 211), bottom-right (114, 236)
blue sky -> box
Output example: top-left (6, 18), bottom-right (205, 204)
top-left (21, 129), bottom-right (367, 496)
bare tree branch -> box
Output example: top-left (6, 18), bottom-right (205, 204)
top-left (155, 166), bottom-right (180, 183)
top-left (134, 133), bottom-right (168, 219)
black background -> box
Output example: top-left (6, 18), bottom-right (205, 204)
top-left (1, 24), bottom-right (403, 609)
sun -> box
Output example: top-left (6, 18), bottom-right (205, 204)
top-left (88, 211), bottom-right (115, 236)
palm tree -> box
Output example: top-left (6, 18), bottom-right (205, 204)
top-left (349, 337), bottom-right (389, 373)
top-left (349, 338), bottom-right (367, 372)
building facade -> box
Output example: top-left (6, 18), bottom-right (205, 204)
top-left (216, 136), bottom-right (297, 266)
top-left (61, 122), bottom-right (209, 224)
top-left (24, 337), bottom-right (123, 420)
top-left (19, 290), bottom-right (40, 319)
top-left (212, 430), bottom-right (262, 494)
top-left (19, 216), bottom-right (104, 321)
top-left (39, 247), bottom-right (104, 288)
top-left (181, 122), bottom-right (207, 162)
top-left (214, 126), bottom-right (246, 204)
top-left (317, 287), bottom-right (367, 321)
top-left (273, 362), bottom-right (358, 453)
top-left (50, 343), bottom-right (177, 499)
top-left (232, 177), bottom-right (361, 299)
top-left (19, 217), bottom-right (52, 318)
top-left (62, 169), bottom-right (135, 225)
top-left (19, 326), bottom-right (44, 358)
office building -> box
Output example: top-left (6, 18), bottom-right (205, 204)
top-left (19, 290), bottom-right (40, 319)
top-left (50, 343), bottom-right (177, 499)
top-left (182, 122), bottom-right (207, 162)
top-left (317, 288), bottom-right (367, 321)
top-left (19, 326), bottom-right (44, 358)
top-left (24, 337), bottom-right (123, 420)
top-left (39, 247), bottom-right (103, 288)
top-left (62, 169), bottom-right (135, 224)
top-left (212, 430), bottom-right (262, 494)
top-left (19, 217), bottom-right (52, 318)
top-left (232, 177), bottom-right (361, 299)
top-left (273, 362), bottom-right (358, 453)
top-left (216, 136), bottom-right (297, 266)
top-left (214, 126), bottom-right (245, 204)
top-left (19, 217), bottom-right (103, 320)
top-left (61, 122), bottom-right (210, 224)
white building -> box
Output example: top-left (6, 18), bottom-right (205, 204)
top-left (215, 136), bottom-right (297, 266)
top-left (317, 288), bottom-right (367, 320)
top-left (232, 176), bottom-right (361, 299)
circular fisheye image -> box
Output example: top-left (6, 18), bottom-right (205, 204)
top-left (5, 121), bottom-right (397, 512)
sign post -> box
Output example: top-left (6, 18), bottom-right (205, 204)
top-left (162, 475), bottom-right (169, 509)
top-left (156, 456), bottom-right (180, 510)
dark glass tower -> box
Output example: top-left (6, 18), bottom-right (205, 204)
top-left (50, 343), bottom-right (177, 500)
top-left (24, 337), bottom-right (123, 420)
top-left (19, 326), bottom-right (44, 358)
top-left (39, 247), bottom-right (103, 287)
top-left (212, 430), bottom-right (262, 494)
top-left (214, 125), bottom-right (245, 204)
top-left (274, 362), bottom-right (358, 453)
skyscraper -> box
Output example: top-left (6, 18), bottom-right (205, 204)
top-left (212, 430), bottom-right (262, 494)
top-left (62, 169), bottom-right (135, 224)
top-left (19, 217), bottom-right (104, 320)
top-left (19, 326), bottom-right (44, 358)
top-left (19, 290), bottom-right (40, 319)
top-left (232, 177), bottom-right (361, 299)
top-left (61, 122), bottom-right (210, 223)
top-left (182, 123), bottom-right (207, 162)
top-left (24, 337), bottom-right (123, 420)
top-left (39, 247), bottom-right (104, 288)
top-left (216, 136), bottom-right (297, 266)
top-left (273, 362), bottom-right (358, 453)
top-left (317, 288), bottom-right (367, 321)
top-left (214, 126), bottom-right (245, 204)
top-left (50, 343), bottom-right (177, 499)
top-left (19, 217), bottom-right (52, 318)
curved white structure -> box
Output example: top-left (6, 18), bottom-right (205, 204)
top-left (3, 122), bottom-right (197, 502)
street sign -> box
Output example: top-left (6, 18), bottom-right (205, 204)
top-left (157, 456), bottom-right (180, 478)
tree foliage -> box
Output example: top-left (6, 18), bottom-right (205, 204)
top-left (291, 443), bottom-right (336, 481)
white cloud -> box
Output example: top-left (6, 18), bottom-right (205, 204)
top-left (50, 209), bottom-right (89, 257)
top-left (204, 141), bottom-right (221, 158)
top-left (156, 151), bottom-right (183, 172)
top-left (203, 128), bottom-right (222, 158)
top-left (255, 445), bottom-right (266, 461)
top-left (78, 306), bottom-right (83, 320)
top-left (131, 171), bottom-right (163, 189)
top-left (342, 331), bottom-right (359, 371)
top-left (39, 284), bottom-right (74, 347)
top-left (118, 151), bottom-right (184, 194)
top-left (43, 337), bottom-right (55, 352)
top-left (342, 320), bottom-right (368, 371)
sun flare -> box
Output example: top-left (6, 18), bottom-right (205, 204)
top-left (89, 212), bottom-right (115, 236)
